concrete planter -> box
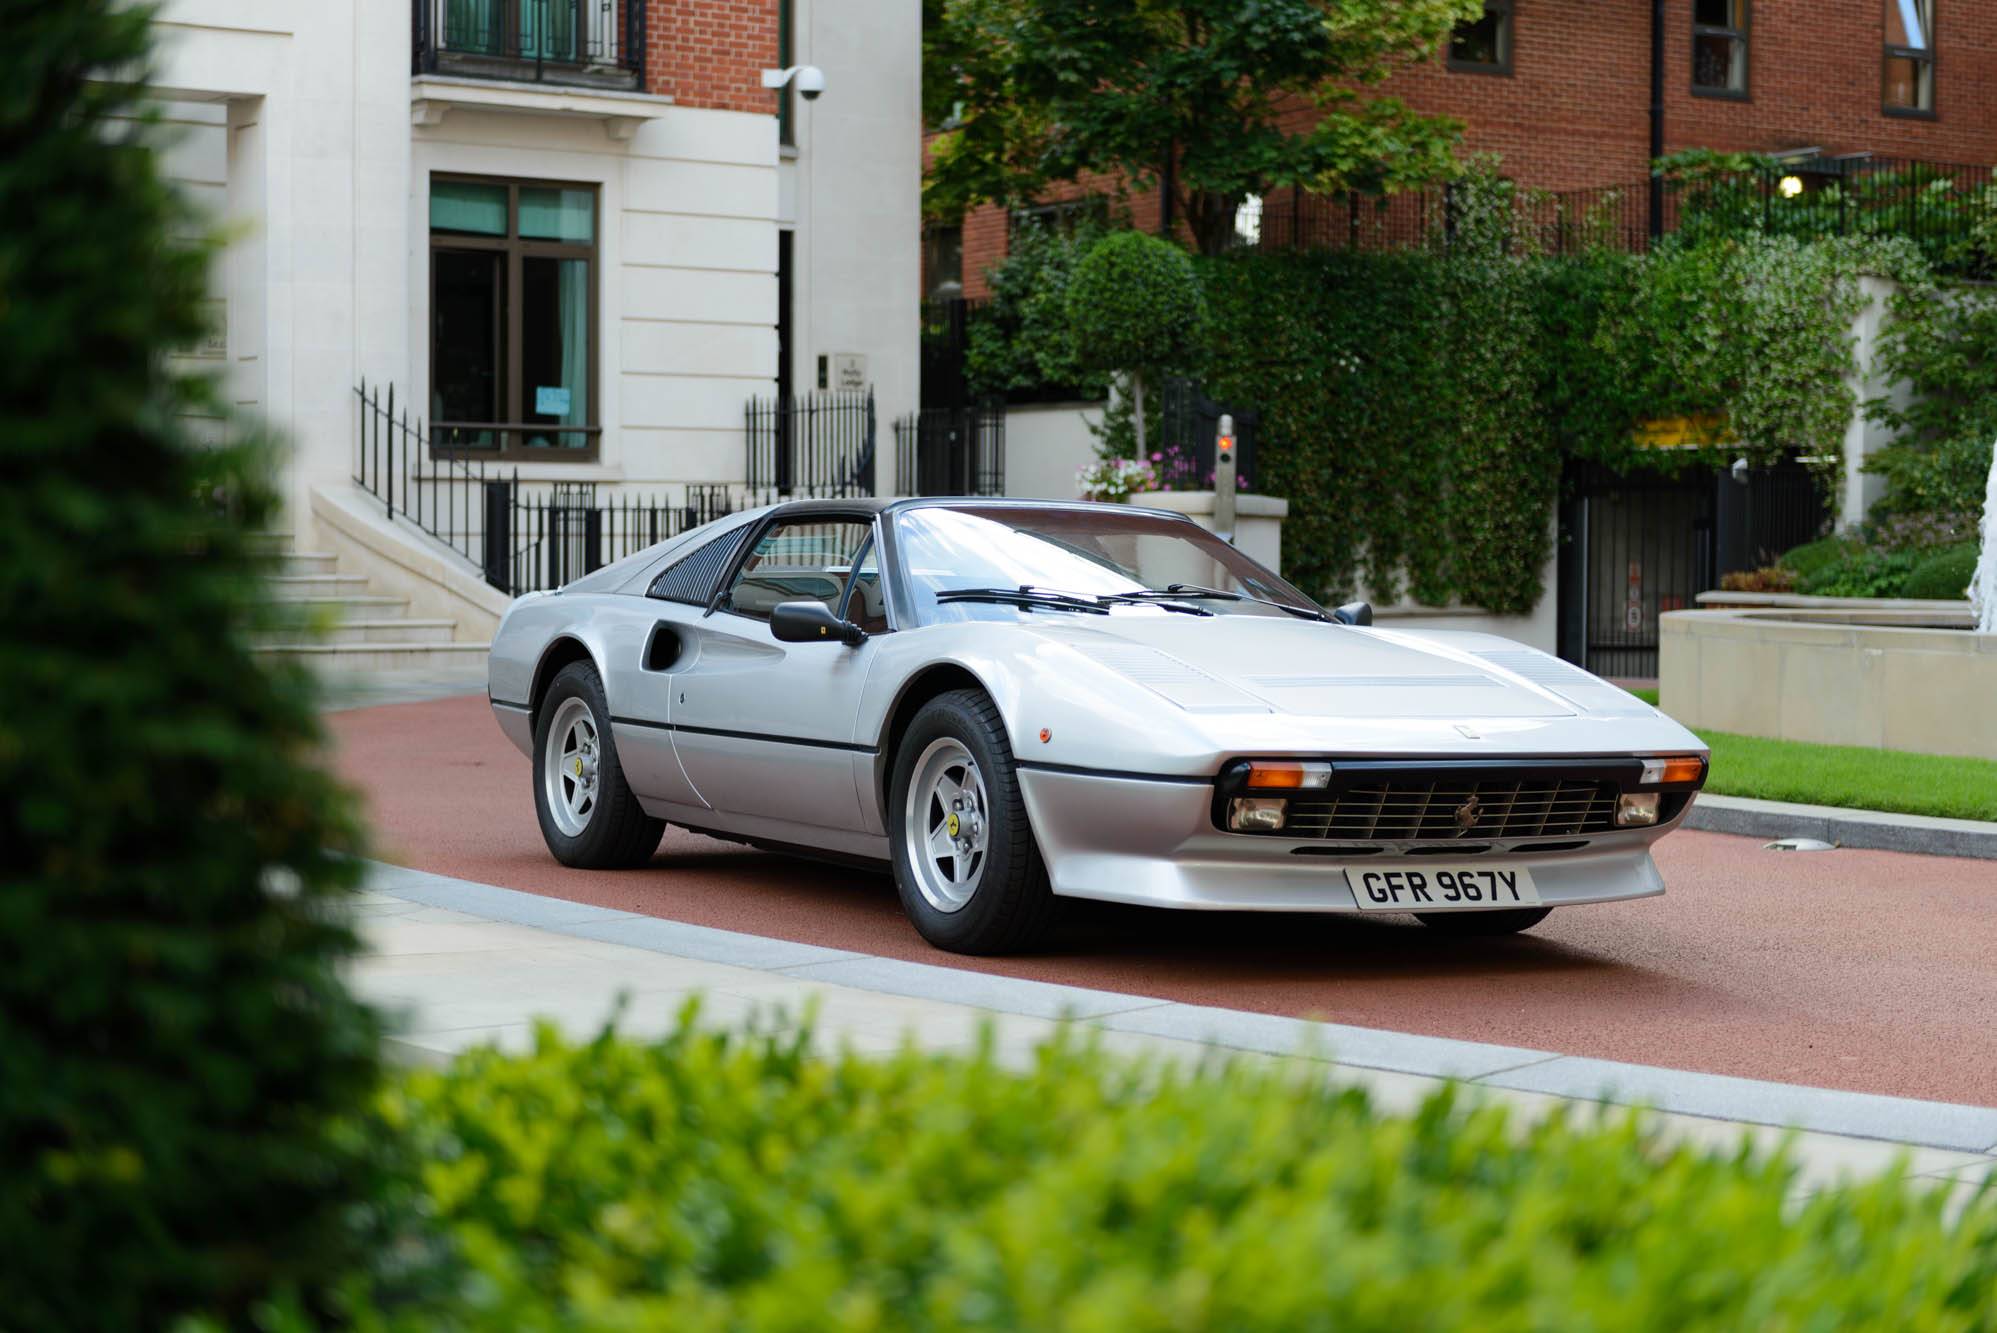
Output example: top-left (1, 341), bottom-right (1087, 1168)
top-left (1660, 597), bottom-right (1995, 760)
top-left (1132, 490), bottom-right (1288, 576)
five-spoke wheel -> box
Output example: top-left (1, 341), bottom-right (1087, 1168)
top-left (532, 661), bottom-right (664, 868)
top-left (889, 689), bottom-right (1053, 954)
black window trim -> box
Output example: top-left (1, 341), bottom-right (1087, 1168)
top-left (1691, 0), bottom-right (1751, 101)
top-left (428, 171), bottom-right (602, 463)
top-left (1882, 0), bottom-right (1938, 118)
top-left (1446, 0), bottom-right (1514, 77)
top-left (706, 510), bottom-right (892, 629)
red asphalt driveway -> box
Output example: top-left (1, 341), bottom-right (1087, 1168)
top-left (327, 693), bottom-right (1997, 1106)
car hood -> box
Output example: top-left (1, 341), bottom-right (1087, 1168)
top-left (1023, 615), bottom-right (1654, 721)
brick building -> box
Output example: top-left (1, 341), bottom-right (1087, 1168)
top-left (937, 0), bottom-right (1995, 298)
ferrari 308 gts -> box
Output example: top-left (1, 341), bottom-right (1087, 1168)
top-left (486, 498), bottom-right (1708, 954)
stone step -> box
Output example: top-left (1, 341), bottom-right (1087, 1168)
top-left (247, 530), bottom-right (296, 555)
top-left (270, 572), bottom-right (372, 599)
top-left (254, 641), bottom-right (490, 675)
top-left (269, 593), bottom-right (413, 622)
top-left (254, 617), bottom-right (460, 646)
top-left (274, 551), bottom-right (339, 575)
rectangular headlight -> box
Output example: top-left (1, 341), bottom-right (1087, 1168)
top-left (1616, 793), bottom-right (1661, 827)
top-left (1228, 798), bottom-right (1288, 832)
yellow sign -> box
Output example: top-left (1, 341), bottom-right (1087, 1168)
top-left (1632, 413), bottom-right (1734, 449)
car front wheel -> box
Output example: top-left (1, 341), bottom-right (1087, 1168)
top-left (889, 689), bottom-right (1054, 955)
top-left (533, 661), bottom-right (664, 868)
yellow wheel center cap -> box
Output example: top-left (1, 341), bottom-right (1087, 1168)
top-left (947, 813), bottom-right (960, 837)
top-left (574, 758), bottom-right (584, 777)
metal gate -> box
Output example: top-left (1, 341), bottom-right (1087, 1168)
top-left (1557, 459), bottom-right (1828, 679)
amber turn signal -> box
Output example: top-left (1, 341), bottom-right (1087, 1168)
top-left (1244, 760), bottom-right (1332, 790)
top-left (1640, 755), bottom-right (1706, 786)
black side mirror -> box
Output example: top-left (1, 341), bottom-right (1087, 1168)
top-left (1331, 601), bottom-right (1373, 626)
top-left (771, 600), bottom-right (867, 646)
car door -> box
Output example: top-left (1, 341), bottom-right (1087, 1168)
top-left (668, 515), bottom-right (882, 831)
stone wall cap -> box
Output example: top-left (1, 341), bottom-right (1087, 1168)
top-left (1132, 489), bottom-right (1289, 518)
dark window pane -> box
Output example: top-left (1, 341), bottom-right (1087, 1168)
top-left (1693, 0), bottom-right (1740, 26)
top-left (521, 255), bottom-right (590, 447)
top-left (1884, 0), bottom-right (1931, 50)
top-left (432, 249), bottom-right (502, 441)
top-left (431, 180), bottom-right (507, 235)
top-left (1450, 12), bottom-right (1502, 65)
top-left (1884, 53), bottom-right (1933, 107)
top-left (924, 225), bottom-right (963, 301)
top-left (520, 187), bottom-right (594, 243)
top-left (442, 0), bottom-right (503, 54)
top-left (1693, 33), bottom-right (1745, 89)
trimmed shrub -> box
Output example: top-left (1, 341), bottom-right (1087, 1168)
top-left (0, 4), bottom-right (382, 1329)
top-left (1778, 535), bottom-right (1861, 580)
top-left (962, 220), bottom-right (1110, 403)
top-left (1068, 230), bottom-right (1208, 455)
top-left (1796, 548), bottom-right (1922, 598)
top-left (334, 1018), bottom-right (1997, 1331)
top-left (1901, 543), bottom-right (1980, 600)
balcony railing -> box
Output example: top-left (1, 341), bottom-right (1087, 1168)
top-left (413, 0), bottom-right (645, 91)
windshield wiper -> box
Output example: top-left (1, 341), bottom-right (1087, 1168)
top-left (936, 586), bottom-right (1110, 615)
top-left (1121, 584), bottom-right (1330, 622)
top-left (1094, 592), bottom-right (1214, 616)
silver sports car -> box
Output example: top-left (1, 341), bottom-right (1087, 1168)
top-left (487, 498), bottom-right (1709, 954)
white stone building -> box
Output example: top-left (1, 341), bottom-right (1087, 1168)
top-left (143, 0), bottom-right (918, 659)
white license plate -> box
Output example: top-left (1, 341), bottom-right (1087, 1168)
top-left (1345, 865), bottom-right (1540, 912)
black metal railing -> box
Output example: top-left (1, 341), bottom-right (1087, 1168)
top-left (745, 388), bottom-right (877, 498)
top-left (1256, 156), bottom-right (1997, 275)
top-left (413, 0), bottom-right (644, 89)
top-left (893, 403), bottom-right (1005, 497)
top-left (354, 382), bottom-right (730, 596)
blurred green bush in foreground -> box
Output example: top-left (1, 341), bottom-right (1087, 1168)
top-left (301, 1016), bottom-right (1997, 1332)
top-left (0, 3), bottom-right (382, 1329)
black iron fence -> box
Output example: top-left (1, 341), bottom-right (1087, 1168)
top-left (893, 403), bottom-right (1005, 497)
top-left (1557, 458), bottom-right (1829, 679)
top-left (354, 382), bottom-right (730, 596)
top-left (413, 0), bottom-right (644, 88)
top-left (1256, 156), bottom-right (1997, 274)
top-left (745, 388), bottom-right (877, 498)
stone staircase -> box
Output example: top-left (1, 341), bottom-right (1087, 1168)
top-left (252, 531), bottom-right (490, 677)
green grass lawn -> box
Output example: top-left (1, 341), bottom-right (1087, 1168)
top-left (1625, 688), bottom-right (1997, 822)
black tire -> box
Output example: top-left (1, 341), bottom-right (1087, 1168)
top-left (1415, 907), bottom-right (1552, 936)
top-left (889, 688), bottom-right (1055, 955)
top-left (532, 661), bottom-right (664, 869)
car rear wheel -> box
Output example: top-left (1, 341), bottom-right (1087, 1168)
top-left (890, 689), bottom-right (1054, 955)
top-left (533, 661), bottom-right (664, 869)
top-left (1415, 907), bottom-right (1552, 936)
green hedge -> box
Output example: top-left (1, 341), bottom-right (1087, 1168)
top-left (1901, 543), bottom-right (1980, 600)
top-left (310, 1019), bottom-right (1997, 1331)
top-left (0, 5), bottom-right (384, 1328)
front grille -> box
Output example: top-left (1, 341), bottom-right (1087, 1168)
top-left (1271, 778), bottom-right (1620, 841)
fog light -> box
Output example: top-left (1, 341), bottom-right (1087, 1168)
top-left (1229, 797), bottom-right (1288, 832)
top-left (1616, 793), bottom-right (1661, 827)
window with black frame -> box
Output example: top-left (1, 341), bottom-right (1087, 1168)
top-left (1448, 1), bottom-right (1513, 75)
top-left (1691, 0), bottom-right (1749, 97)
top-left (1883, 0), bottom-right (1935, 114)
top-left (429, 176), bottom-right (597, 459)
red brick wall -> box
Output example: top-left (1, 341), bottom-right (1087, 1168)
top-left (647, 0), bottom-right (779, 113)
top-left (944, 0), bottom-right (1997, 291)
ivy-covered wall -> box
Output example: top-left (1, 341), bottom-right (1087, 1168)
top-left (966, 186), bottom-right (1967, 614)
top-left (1196, 233), bottom-right (1924, 614)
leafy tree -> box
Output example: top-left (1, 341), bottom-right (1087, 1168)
top-left (925, 0), bottom-right (1480, 256)
top-left (963, 218), bottom-right (1111, 401)
top-left (0, 3), bottom-right (384, 1328)
top-left (1067, 230), bottom-right (1207, 451)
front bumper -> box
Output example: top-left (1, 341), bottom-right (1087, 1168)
top-left (1017, 766), bottom-right (1678, 912)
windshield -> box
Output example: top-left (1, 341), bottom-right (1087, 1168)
top-left (891, 504), bottom-right (1325, 626)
